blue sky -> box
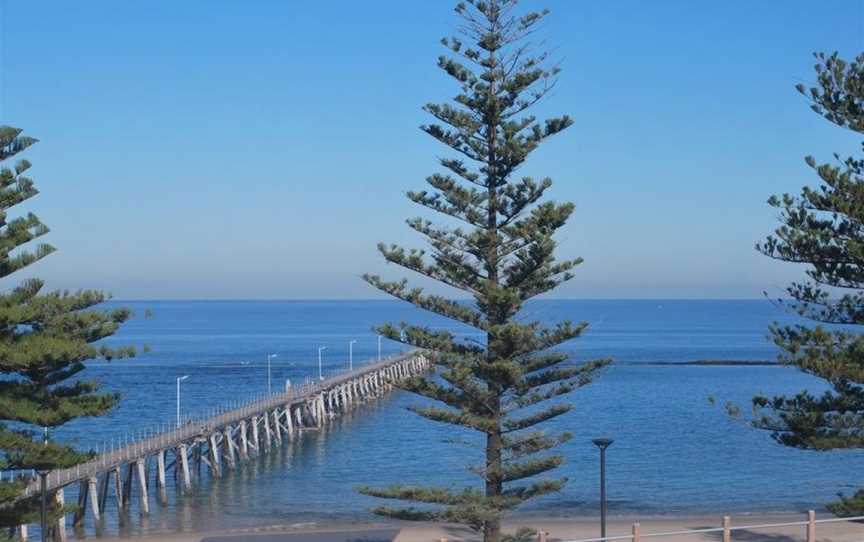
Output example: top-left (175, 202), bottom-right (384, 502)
top-left (0, 1), bottom-right (861, 299)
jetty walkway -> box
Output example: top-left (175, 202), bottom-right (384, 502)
top-left (14, 351), bottom-right (430, 541)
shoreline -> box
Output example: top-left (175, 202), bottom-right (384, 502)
top-left (87, 511), bottom-right (864, 542)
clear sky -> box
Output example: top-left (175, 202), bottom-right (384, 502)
top-left (0, 1), bottom-right (862, 300)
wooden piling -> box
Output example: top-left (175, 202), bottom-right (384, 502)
top-left (263, 411), bottom-right (273, 449)
top-left (208, 434), bottom-right (222, 477)
top-left (317, 396), bottom-right (326, 426)
top-left (223, 427), bottom-right (236, 468)
top-left (722, 516), bottom-right (731, 542)
top-left (178, 444), bottom-right (192, 490)
top-left (807, 510), bottom-right (816, 542)
top-left (112, 467), bottom-right (124, 512)
top-left (156, 450), bottom-right (168, 504)
top-left (284, 407), bottom-right (294, 439)
top-left (272, 410), bottom-right (283, 443)
top-left (88, 477), bottom-right (101, 522)
top-left (135, 459), bottom-right (149, 515)
top-left (250, 416), bottom-right (260, 453)
top-left (54, 488), bottom-right (66, 542)
top-left (239, 421), bottom-right (249, 459)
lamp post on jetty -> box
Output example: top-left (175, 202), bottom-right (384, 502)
top-left (349, 340), bottom-right (357, 370)
top-left (176, 375), bottom-right (189, 427)
top-left (267, 353), bottom-right (277, 394)
top-left (318, 346), bottom-right (327, 380)
top-left (592, 437), bottom-right (614, 539)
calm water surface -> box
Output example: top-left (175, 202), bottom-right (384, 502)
top-left (49, 300), bottom-right (864, 533)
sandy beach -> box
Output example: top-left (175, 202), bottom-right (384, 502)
top-left (88, 513), bottom-right (864, 542)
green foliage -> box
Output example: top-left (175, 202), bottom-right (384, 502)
top-left (751, 52), bottom-right (864, 513)
top-left (361, 2), bottom-right (609, 541)
top-left (827, 488), bottom-right (864, 517)
top-left (0, 127), bottom-right (137, 531)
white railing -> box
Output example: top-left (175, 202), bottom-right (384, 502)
top-left (548, 511), bottom-right (864, 542)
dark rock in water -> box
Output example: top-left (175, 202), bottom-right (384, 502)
top-left (644, 360), bottom-right (777, 366)
top-left (684, 359), bottom-right (776, 366)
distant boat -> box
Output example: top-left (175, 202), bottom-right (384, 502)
top-left (239, 361), bottom-right (250, 365)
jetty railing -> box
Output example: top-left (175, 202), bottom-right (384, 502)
top-left (546, 511), bottom-right (864, 542)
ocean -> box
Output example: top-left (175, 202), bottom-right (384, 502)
top-left (47, 300), bottom-right (864, 534)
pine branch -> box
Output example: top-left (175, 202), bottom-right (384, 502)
top-left (363, 274), bottom-right (486, 329)
top-left (502, 404), bottom-right (572, 433)
top-left (500, 455), bottom-right (563, 483)
top-left (408, 405), bottom-right (498, 433)
top-left (502, 432), bottom-right (572, 460)
top-left (359, 484), bottom-right (483, 506)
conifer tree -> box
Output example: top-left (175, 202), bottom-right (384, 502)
top-left (360, 2), bottom-right (609, 540)
top-left (0, 127), bottom-right (136, 535)
top-left (751, 52), bottom-right (864, 516)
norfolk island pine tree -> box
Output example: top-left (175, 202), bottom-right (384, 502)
top-left (359, 2), bottom-right (610, 541)
top-left (0, 127), bottom-right (139, 539)
top-left (745, 52), bottom-right (864, 516)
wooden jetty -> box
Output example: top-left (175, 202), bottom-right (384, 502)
top-left (13, 351), bottom-right (430, 541)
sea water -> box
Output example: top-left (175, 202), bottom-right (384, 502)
top-left (47, 300), bottom-right (864, 532)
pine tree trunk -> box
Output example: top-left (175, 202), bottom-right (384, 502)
top-left (485, 414), bottom-right (503, 542)
top-left (484, 14), bottom-right (501, 540)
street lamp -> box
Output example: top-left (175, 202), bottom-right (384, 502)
top-left (377, 335), bottom-right (382, 361)
top-left (592, 438), bottom-right (614, 539)
top-left (318, 346), bottom-right (327, 380)
top-left (349, 340), bottom-right (357, 370)
top-left (176, 375), bottom-right (189, 428)
top-left (267, 353), bottom-right (277, 394)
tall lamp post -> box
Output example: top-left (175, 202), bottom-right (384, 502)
top-left (176, 375), bottom-right (189, 427)
top-left (592, 438), bottom-right (614, 539)
top-left (349, 340), bottom-right (357, 370)
top-left (318, 346), bottom-right (327, 380)
top-left (267, 353), bottom-right (277, 394)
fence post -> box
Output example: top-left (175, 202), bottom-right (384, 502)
top-left (807, 510), bottom-right (816, 542)
top-left (722, 515), bottom-right (731, 542)
top-left (537, 530), bottom-right (548, 542)
top-left (632, 522), bottom-right (640, 542)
